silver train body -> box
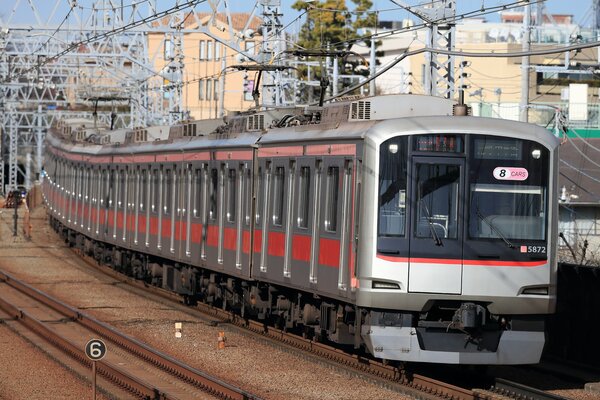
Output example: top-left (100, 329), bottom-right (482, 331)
top-left (42, 94), bottom-right (558, 364)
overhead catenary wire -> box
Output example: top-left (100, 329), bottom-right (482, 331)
top-left (319, 39), bottom-right (600, 104)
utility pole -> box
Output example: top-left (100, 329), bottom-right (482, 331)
top-left (520, 3), bottom-right (531, 123)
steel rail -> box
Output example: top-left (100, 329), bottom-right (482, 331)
top-left (492, 378), bottom-right (571, 400)
top-left (71, 248), bottom-right (486, 400)
top-left (0, 269), bottom-right (261, 400)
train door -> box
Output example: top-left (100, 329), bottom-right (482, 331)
top-left (408, 157), bottom-right (465, 294)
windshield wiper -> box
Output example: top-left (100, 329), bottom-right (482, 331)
top-left (475, 207), bottom-right (515, 249)
top-left (420, 202), bottom-right (443, 246)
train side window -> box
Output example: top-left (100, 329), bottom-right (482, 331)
top-left (297, 167), bottom-right (310, 229)
top-left (227, 168), bottom-right (236, 223)
top-left (209, 168), bottom-right (218, 220)
top-left (324, 166), bottom-right (340, 232)
top-left (272, 166), bottom-right (285, 226)
top-left (140, 170), bottom-right (147, 212)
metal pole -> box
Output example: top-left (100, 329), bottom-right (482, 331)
top-left (93, 361), bottom-right (97, 400)
top-left (520, 4), bottom-right (531, 122)
top-left (36, 104), bottom-right (43, 182)
top-left (13, 190), bottom-right (18, 237)
top-left (369, 38), bottom-right (376, 95)
top-left (333, 57), bottom-right (339, 97)
top-left (219, 56), bottom-right (226, 118)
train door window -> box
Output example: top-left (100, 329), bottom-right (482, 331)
top-left (255, 167), bottom-right (262, 225)
top-left (209, 168), bottom-right (218, 220)
top-left (284, 161), bottom-right (296, 278)
top-left (235, 164), bottom-right (244, 269)
top-left (152, 168), bottom-right (159, 213)
top-left (260, 162), bottom-right (272, 272)
top-left (272, 166), bottom-right (285, 226)
top-left (324, 166), bottom-right (340, 232)
top-left (227, 168), bottom-right (236, 223)
top-left (200, 165), bottom-right (209, 260)
top-left (193, 167), bottom-right (202, 218)
top-left (157, 166), bottom-right (163, 250)
top-left (140, 170), bottom-right (147, 212)
top-left (117, 169), bottom-right (125, 209)
top-left (338, 161), bottom-right (353, 290)
top-left (185, 166), bottom-right (192, 257)
top-left (414, 163), bottom-right (459, 240)
top-left (164, 168), bottom-right (172, 215)
top-left (243, 166), bottom-right (251, 226)
top-left (310, 161), bottom-right (323, 283)
top-left (218, 164), bottom-right (226, 264)
top-left (297, 167), bottom-right (310, 229)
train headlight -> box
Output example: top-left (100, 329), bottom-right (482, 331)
top-left (372, 281), bottom-right (400, 289)
top-left (388, 143), bottom-right (399, 154)
top-left (531, 149), bottom-right (541, 159)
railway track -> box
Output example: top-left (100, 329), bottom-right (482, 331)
top-left (0, 269), bottom-right (261, 400)
top-left (491, 378), bottom-right (571, 400)
top-left (71, 248), bottom-right (571, 400)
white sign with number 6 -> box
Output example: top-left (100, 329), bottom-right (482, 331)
top-left (85, 339), bottom-right (107, 361)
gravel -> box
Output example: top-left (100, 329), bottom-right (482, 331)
top-left (0, 206), bottom-right (410, 400)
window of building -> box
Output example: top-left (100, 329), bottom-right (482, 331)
top-left (198, 80), bottom-right (204, 100)
top-left (199, 40), bottom-right (206, 60)
top-left (207, 41), bottom-right (213, 60)
top-left (215, 42), bottom-right (221, 60)
top-left (213, 79), bottom-right (219, 100)
top-left (206, 79), bottom-right (212, 101)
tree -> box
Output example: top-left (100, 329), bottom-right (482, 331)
top-left (292, 0), bottom-right (376, 52)
top-left (291, 0), bottom-right (379, 100)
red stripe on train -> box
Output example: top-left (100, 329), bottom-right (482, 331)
top-left (376, 254), bottom-right (546, 267)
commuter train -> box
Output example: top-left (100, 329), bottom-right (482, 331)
top-left (42, 94), bottom-right (558, 364)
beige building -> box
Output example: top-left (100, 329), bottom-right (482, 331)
top-left (148, 13), bottom-right (262, 121)
top-left (355, 13), bottom-right (598, 122)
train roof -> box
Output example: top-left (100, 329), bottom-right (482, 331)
top-left (46, 94), bottom-right (559, 156)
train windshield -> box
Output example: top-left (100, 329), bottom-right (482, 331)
top-left (468, 136), bottom-right (549, 241)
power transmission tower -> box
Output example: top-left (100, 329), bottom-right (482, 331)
top-left (392, 0), bottom-right (456, 99)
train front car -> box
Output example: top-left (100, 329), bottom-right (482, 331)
top-left (358, 116), bottom-right (558, 364)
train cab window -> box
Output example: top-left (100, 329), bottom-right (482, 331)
top-left (414, 163), bottom-right (460, 240)
top-left (324, 166), bottom-right (340, 232)
top-left (378, 137), bottom-right (408, 237)
top-left (209, 168), bottom-right (218, 220)
top-left (227, 169), bottom-right (236, 223)
top-left (272, 166), bottom-right (285, 226)
top-left (468, 136), bottom-right (549, 241)
top-left (164, 168), bottom-right (172, 215)
top-left (297, 167), bottom-right (310, 229)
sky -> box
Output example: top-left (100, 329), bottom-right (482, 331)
top-left (0, 0), bottom-right (594, 30)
